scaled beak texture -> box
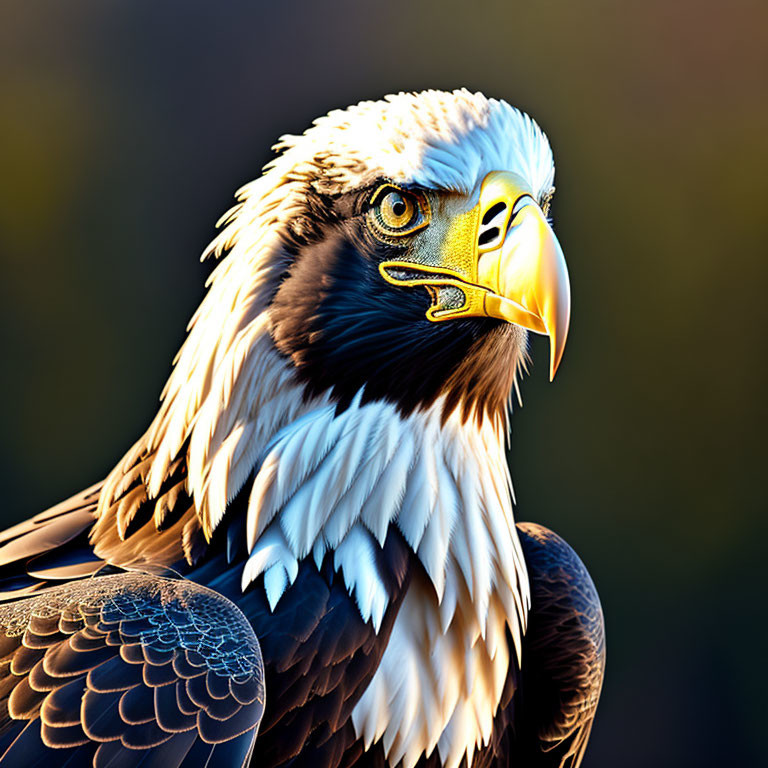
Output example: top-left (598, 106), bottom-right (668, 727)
top-left (380, 171), bottom-right (571, 380)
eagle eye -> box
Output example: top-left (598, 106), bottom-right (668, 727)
top-left (368, 185), bottom-right (429, 239)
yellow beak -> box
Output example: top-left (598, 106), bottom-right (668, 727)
top-left (380, 171), bottom-right (571, 380)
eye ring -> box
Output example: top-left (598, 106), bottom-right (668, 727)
top-left (368, 184), bottom-right (430, 239)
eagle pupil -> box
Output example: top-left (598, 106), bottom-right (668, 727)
top-left (392, 199), bottom-right (407, 217)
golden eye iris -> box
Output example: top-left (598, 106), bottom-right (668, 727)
top-left (368, 185), bottom-right (429, 239)
top-left (380, 191), bottom-right (415, 229)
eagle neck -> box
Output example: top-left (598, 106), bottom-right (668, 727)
top-left (241, 393), bottom-right (530, 648)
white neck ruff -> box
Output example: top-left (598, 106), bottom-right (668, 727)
top-left (241, 392), bottom-right (529, 768)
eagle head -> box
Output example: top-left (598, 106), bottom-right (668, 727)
top-left (211, 89), bottom-right (567, 422)
top-left (97, 88), bottom-right (570, 547)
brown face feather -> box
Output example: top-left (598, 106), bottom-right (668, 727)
top-left (442, 323), bottom-right (526, 425)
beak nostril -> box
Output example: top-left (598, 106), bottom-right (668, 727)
top-left (478, 227), bottom-right (500, 247)
top-left (479, 201), bottom-right (510, 249)
top-left (481, 202), bottom-right (507, 226)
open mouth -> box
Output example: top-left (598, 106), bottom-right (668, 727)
top-left (381, 264), bottom-right (444, 283)
top-left (381, 260), bottom-right (546, 331)
top-left (380, 262), bottom-right (475, 288)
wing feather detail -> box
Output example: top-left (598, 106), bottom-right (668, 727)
top-left (510, 522), bottom-right (605, 768)
top-left (0, 572), bottom-right (264, 768)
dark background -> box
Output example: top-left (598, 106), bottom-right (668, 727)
top-left (1, 1), bottom-right (766, 765)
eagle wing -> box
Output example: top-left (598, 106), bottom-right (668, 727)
top-left (0, 571), bottom-right (264, 767)
top-left (506, 522), bottom-right (606, 768)
top-left (0, 485), bottom-right (104, 600)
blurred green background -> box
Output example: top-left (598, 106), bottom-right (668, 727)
top-left (1, 0), bottom-right (766, 765)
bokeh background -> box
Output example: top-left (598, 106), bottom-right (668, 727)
top-left (1, 0), bottom-right (767, 765)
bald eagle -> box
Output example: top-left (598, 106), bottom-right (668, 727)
top-left (0, 90), bottom-right (604, 768)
